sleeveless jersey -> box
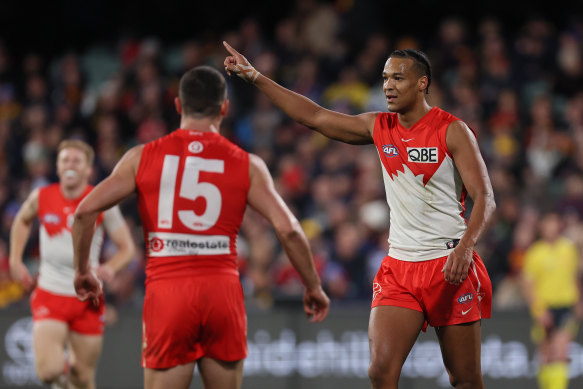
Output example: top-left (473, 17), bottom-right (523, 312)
top-left (37, 184), bottom-right (105, 295)
top-left (135, 129), bottom-right (250, 282)
top-left (373, 107), bottom-right (469, 261)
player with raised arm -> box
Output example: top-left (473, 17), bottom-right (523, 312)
top-left (224, 42), bottom-right (495, 389)
top-left (9, 140), bottom-right (135, 389)
top-left (72, 65), bottom-right (329, 389)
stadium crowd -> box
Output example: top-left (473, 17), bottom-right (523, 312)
top-left (0, 1), bottom-right (582, 316)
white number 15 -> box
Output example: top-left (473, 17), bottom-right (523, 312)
top-left (157, 155), bottom-right (224, 231)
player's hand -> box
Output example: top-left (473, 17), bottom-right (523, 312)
top-left (74, 270), bottom-right (102, 306)
top-left (303, 285), bottom-right (330, 323)
top-left (441, 244), bottom-right (473, 285)
top-left (223, 41), bottom-right (261, 83)
top-left (10, 262), bottom-right (34, 292)
top-left (96, 264), bottom-right (115, 283)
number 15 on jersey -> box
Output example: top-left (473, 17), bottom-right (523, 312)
top-left (157, 155), bottom-right (224, 231)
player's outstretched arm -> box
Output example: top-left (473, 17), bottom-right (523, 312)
top-left (224, 41), bottom-right (376, 145)
top-left (73, 145), bottom-right (143, 301)
top-left (8, 189), bottom-right (38, 291)
top-left (441, 121), bottom-right (496, 285)
top-left (247, 154), bottom-right (330, 322)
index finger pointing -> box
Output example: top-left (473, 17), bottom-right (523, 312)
top-left (223, 41), bottom-right (238, 56)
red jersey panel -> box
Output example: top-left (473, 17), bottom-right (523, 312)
top-left (373, 107), bottom-right (470, 261)
top-left (135, 129), bottom-right (250, 281)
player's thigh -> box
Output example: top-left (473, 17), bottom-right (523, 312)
top-left (33, 319), bottom-right (68, 372)
top-left (368, 306), bottom-right (424, 374)
top-left (144, 362), bottom-right (196, 389)
top-left (197, 357), bottom-right (244, 389)
top-left (68, 331), bottom-right (103, 371)
top-left (435, 320), bottom-right (483, 386)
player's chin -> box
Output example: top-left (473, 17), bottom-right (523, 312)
top-left (386, 102), bottom-right (400, 113)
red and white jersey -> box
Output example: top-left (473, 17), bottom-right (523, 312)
top-left (135, 129), bottom-right (250, 282)
top-left (373, 107), bottom-right (469, 261)
top-left (37, 184), bottom-right (124, 296)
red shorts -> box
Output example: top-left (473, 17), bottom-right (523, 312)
top-left (142, 274), bottom-right (247, 369)
top-left (30, 287), bottom-right (105, 335)
top-left (371, 252), bottom-right (492, 331)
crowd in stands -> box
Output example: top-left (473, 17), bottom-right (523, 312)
top-left (0, 1), bottom-right (582, 315)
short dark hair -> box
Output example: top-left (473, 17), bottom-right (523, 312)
top-left (388, 49), bottom-right (432, 94)
top-left (179, 66), bottom-right (227, 117)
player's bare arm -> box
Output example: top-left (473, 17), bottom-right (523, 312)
top-left (97, 208), bottom-right (136, 283)
top-left (9, 188), bottom-right (39, 290)
top-left (224, 41), bottom-right (376, 145)
top-left (442, 121), bottom-right (496, 285)
top-left (73, 145), bottom-right (143, 301)
top-left (247, 154), bottom-right (330, 322)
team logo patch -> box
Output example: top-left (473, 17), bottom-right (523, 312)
top-left (188, 141), bottom-right (204, 154)
top-left (148, 237), bottom-right (164, 252)
top-left (372, 283), bottom-right (382, 301)
top-left (382, 144), bottom-right (399, 157)
top-left (43, 214), bottom-right (60, 225)
top-left (34, 305), bottom-right (50, 317)
top-left (407, 147), bottom-right (438, 163)
top-left (457, 293), bottom-right (473, 304)
top-left (445, 239), bottom-right (460, 249)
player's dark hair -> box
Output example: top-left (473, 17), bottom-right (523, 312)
top-left (389, 49), bottom-right (432, 94)
top-left (179, 66), bottom-right (227, 117)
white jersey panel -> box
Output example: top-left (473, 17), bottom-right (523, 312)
top-left (379, 152), bottom-right (467, 261)
top-left (38, 224), bottom-right (104, 296)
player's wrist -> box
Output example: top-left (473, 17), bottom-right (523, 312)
top-left (235, 63), bottom-right (261, 84)
top-left (305, 281), bottom-right (323, 293)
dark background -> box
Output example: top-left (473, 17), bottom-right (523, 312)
top-left (3, 0), bottom-right (582, 57)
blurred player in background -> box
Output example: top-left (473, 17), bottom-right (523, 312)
top-left (522, 211), bottom-right (582, 389)
top-left (224, 42), bottom-right (495, 389)
top-left (9, 140), bottom-right (135, 389)
top-left (72, 66), bottom-right (329, 389)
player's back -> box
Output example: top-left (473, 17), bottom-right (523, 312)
top-left (136, 129), bottom-right (250, 282)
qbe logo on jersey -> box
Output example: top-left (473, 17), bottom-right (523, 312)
top-left (407, 147), bottom-right (438, 163)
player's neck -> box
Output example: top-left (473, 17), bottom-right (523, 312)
top-left (60, 182), bottom-right (87, 200)
top-left (397, 100), bottom-right (433, 129)
top-left (179, 116), bottom-right (221, 133)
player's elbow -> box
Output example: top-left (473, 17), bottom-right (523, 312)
top-left (274, 218), bottom-right (304, 243)
top-left (123, 240), bottom-right (136, 263)
top-left (73, 202), bottom-right (99, 225)
top-left (485, 191), bottom-right (496, 217)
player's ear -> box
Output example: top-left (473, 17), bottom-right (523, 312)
top-left (174, 97), bottom-right (182, 115)
top-left (220, 99), bottom-right (229, 117)
top-left (418, 76), bottom-right (428, 93)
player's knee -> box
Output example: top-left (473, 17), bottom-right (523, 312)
top-left (36, 365), bottom-right (63, 384)
top-left (69, 363), bottom-right (94, 388)
top-left (448, 373), bottom-right (482, 389)
top-left (368, 362), bottom-right (398, 388)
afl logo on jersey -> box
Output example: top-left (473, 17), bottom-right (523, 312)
top-left (43, 213), bottom-right (61, 225)
top-left (382, 144), bottom-right (399, 158)
top-left (188, 141), bottom-right (204, 154)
